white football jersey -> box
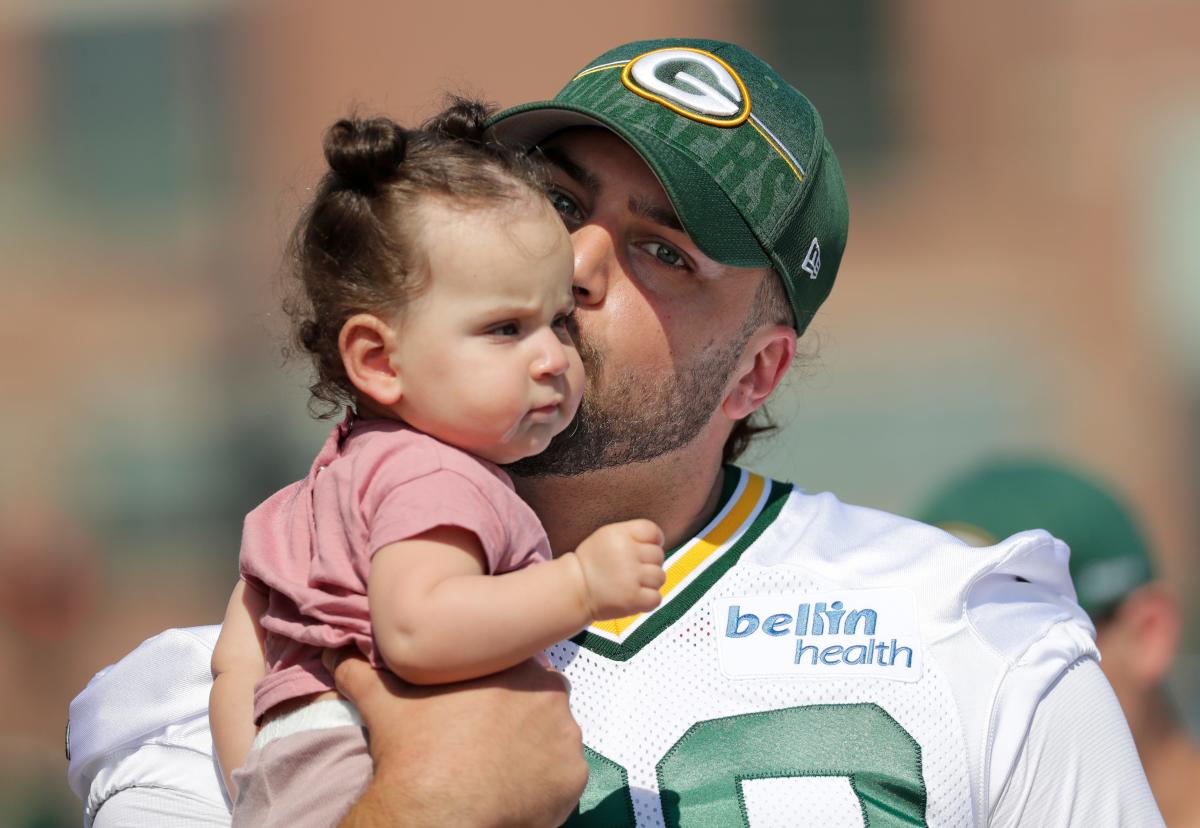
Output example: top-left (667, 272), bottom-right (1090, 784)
top-left (68, 466), bottom-right (1158, 827)
top-left (550, 467), bottom-right (1099, 827)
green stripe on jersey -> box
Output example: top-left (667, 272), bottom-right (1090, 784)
top-left (573, 467), bottom-right (793, 661)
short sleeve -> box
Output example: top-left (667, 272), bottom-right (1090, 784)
top-left (990, 657), bottom-right (1163, 826)
top-left (67, 626), bottom-right (227, 826)
top-left (365, 469), bottom-right (510, 573)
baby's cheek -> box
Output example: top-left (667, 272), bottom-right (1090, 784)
top-left (469, 373), bottom-right (526, 428)
top-left (563, 365), bottom-right (586, 424)
top-left (567, 352), bottom-right (586, 396)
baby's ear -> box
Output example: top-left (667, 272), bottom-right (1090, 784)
top-left (339, 314), bottom-right (402, 407)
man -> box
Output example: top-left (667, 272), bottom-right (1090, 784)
top-left (69, 39), bottom-right (1163, 826)
top-left (918, 458), bottom-right (1200, 826)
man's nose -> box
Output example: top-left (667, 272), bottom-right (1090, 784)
top-left (570, 224), bottom-right (614, 308)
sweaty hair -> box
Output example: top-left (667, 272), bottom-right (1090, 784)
top-left (284, 98), bottom-right (550, 416)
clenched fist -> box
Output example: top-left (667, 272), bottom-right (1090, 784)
top-left (569, 519), bottom-right (666, 621)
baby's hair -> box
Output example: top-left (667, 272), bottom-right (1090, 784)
top-left (284, 97), bottom-right (551, 417)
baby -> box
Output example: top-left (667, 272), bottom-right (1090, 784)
top-left (208, 101), bottom-right (666, 826)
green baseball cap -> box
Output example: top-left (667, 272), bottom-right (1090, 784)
top-left (487, 38), bottom-right (849, 335)
top-left (915, 458), bottom-right (1155, 618)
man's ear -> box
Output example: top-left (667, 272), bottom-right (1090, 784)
top-left (721, 324), bottom-right (797, 421)
top-left (339, 313), bottom-right (403, 408)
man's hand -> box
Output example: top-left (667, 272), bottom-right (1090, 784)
top-left (570, 519), bottom-right (666, 621)
top-left (327, 651), bottom-right (587, 828)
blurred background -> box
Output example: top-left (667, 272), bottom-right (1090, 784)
top-left (1, 0), bottom-right (1197, 823)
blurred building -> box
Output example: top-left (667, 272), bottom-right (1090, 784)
top-left (0, 0), bottom-right (1197, 823)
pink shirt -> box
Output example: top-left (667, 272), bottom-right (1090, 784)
top-left (240, 414), bottom-right (551, 721)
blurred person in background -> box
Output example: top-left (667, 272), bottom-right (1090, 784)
top-left (917, 457), bottom-right (1200, 827)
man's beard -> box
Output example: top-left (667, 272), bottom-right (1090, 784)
top-left (506, 323), bottom-right (750, 478)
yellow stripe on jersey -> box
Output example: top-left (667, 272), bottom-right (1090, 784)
top-left (590, 472), bottom-right (767, 641)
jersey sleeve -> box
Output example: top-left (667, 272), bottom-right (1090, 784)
top-left (990, 657), bottom-right (1163, 826)
top-left (364, 468), bottom-right (510, 573)
top-left (67, 626), bottom-right (227, 826)
top-left (963, 529), bottom-right (1114, 812)
top-left (92, 787), bottom-right (232, 828)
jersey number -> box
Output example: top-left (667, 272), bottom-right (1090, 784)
top-left (566, 703), bottom-right (927, 827)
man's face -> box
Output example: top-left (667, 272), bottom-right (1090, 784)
top-left (507, 127), bottom-right (772, 477)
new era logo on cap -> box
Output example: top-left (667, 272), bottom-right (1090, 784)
top-left (801, 238), bottom-right (821, 279)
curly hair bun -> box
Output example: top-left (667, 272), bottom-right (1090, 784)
top-left (425, 97), bottom-right (492, 144)
top-left (323, 117), bottom-right (408, 194)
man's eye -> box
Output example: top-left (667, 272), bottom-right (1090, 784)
top-left (549, 190), bottom-right (584, 224)
top-left (641, 241), bottom-right (686, 268)
top-left (488, 322), bottom-right (520, 337)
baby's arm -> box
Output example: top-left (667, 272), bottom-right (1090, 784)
top-left (209, 579), bottom-right (269, 800)
top-left (369, 519), bottom-right (665, 685)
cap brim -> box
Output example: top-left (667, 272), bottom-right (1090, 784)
top-left (489, 101), bottom-right (770, 270)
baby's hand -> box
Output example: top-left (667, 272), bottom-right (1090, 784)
top-left (571, 519), bottom-right (666, 621)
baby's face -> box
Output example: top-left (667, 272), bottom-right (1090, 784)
top-left (388, 193), bottom-right (583, 464)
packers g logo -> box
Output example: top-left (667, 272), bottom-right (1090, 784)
top-left (621, 47), bottom-right (751, 127)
